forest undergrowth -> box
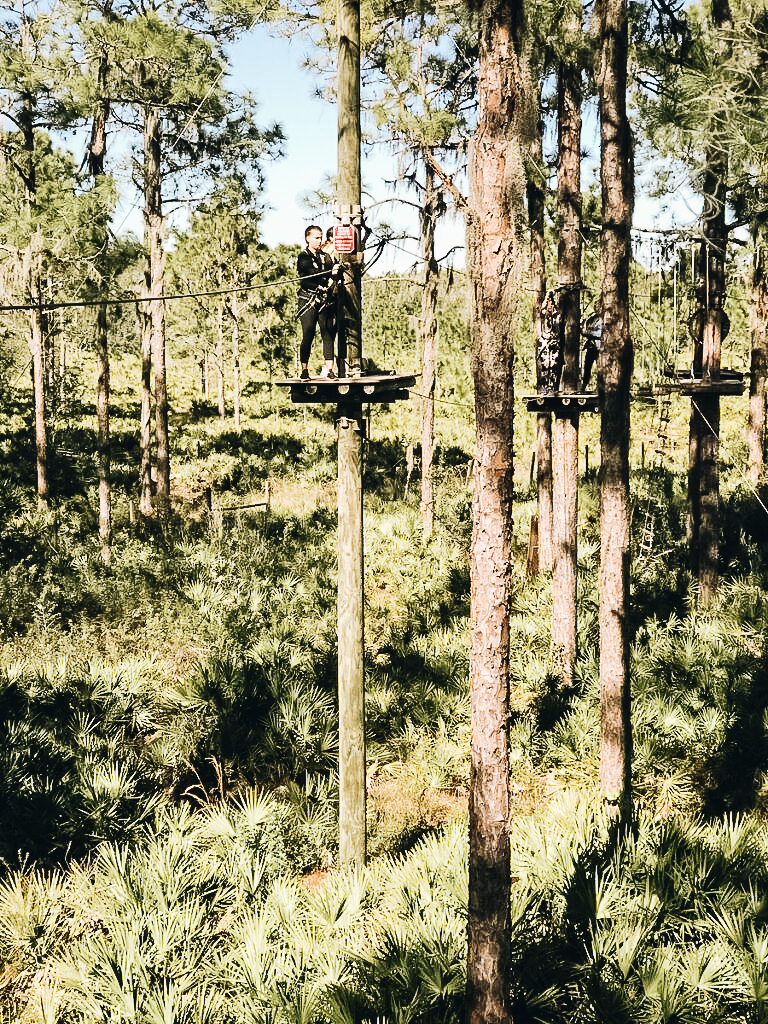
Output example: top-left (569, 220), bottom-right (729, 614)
top-left (3, 372), bottom-right (768, 1022)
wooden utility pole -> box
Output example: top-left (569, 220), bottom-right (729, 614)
top-left (337, 0), bottom-right (366, 865)
top-left (279, 0), bottom-right (412, 865)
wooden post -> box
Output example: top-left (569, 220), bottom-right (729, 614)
top-left (337, 406), bottom-right (366, 865)
top-left (337, 0), bottom-right (366, 864)
top-left (337, 0), bottom-right (363, 377)
top-left (526, 514), bottom-right (540, 576)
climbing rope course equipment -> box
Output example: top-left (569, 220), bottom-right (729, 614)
top-left (637, 238), bottom-right (686, 561)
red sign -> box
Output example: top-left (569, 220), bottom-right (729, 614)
top-left (333, 225), bottom-right (356, 254)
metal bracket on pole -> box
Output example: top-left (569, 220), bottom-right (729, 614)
top-left (336, 414), bottom-right (367, 438)
top-left (334, 202), bottom-right (363, 226)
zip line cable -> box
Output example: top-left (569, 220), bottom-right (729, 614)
top-left (0, 266), bottom-right (332, 313)
top-left (41, 0), bottom-right (274, 314)
top-left (407, 387), bottom-right (474, 414)
top-left (691, 398), bottom-right (768, 521)
top-left (0, 238), bottom-right (459, 315)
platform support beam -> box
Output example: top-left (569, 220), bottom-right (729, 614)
top-left (337, 404), bottom-right (366, 865)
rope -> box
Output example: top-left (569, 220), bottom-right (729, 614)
top-left (637, 244), bottom-right (686, 560)
top-left (0, 237), bottom-right (424, 316)
top-left (0, 267), bottom-right (330, 313)
top-left (408, 387), bottom-right (474, 414)
top-left (691, 398), bottom-right (768, 520)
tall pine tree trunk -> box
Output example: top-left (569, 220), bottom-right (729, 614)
top-left (748, 241), bottom-right (768, 484)
top-left (96, 301), bottom-right (111, 558)
top-left (143, 101), bottom-right (170, 520)
top-left (43, 287), bottom-right (55, 397)
top-left (216, 295), bottom-right (226, 419)
top-left (25, 236), bottom-right (48, 510)
top-left (527, 101), bottom-right (552, 571)
top-left (139, 297), bottom-right (153, 516)
top-left (552, 54), bottom-right (582, 686)
top-left (59, 317), bottom-right (66, 407)
top-left (689, 184), bottom-right (726, 602)
top-left (90, 52), bottom-right (111, 562)
top-left (420, 161), bottom-right (443, 540)
top-left (688, 0), bottom-right (731, 603)
top-left (232, 294), bottom-right (241, 434)
top-left (18, 81), bottom-right (48, 510)
top-left (597, 0), bottom-right (633, 819)
top-left (466, 0), bottom-right (530, 1020)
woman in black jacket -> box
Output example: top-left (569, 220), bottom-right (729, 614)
top-left (297, 225), bottom-right (339, 379)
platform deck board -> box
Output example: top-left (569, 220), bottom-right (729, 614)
top-left (275, 372), bottom-right (416, 405)
top-left (522, 392), bottom-right (600, 414)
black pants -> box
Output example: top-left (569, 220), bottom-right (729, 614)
top-left (299, 294), bottom-right (336, 364)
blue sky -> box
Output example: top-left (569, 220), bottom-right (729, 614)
top-left (109, 20), bottom-right (699, 275)
top-left (103, 20), bottom-right (453, 273)
top-left (225, 23), bottom-right (466, 274)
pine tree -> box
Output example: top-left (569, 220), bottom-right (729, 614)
top-left (76, 0), bottom-right (282, 519)
top-left (0, 0), bottom-right (65, 508)
top-left (465, 0), bottom-right (532, 1018)
top-left (749, 235), bottom-right (768, 483)
top-left (362, 3), bottom-right (475, 539)
top-left (77, 2), bottom-right (116, 561)
top-left (597, 0), bottom-right (634, 819)
top-left (552, 0), bottom-right (584, 687)
top-left (632, 0), bottom-right (768, 587)
top-left (526, 92), bottom-right (552, 573)
top-left (169, 178), bottom-right (265, 429)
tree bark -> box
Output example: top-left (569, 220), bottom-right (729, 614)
top-left (552, 53), bottom-right (582, 687)
top-left (597, 0), bottom-right (634, 819)
top-left (466, 1), bottom-right (530, 1021)
top-left (216, 295), bottom-right (226, 419)
top-left (748, 242), bottom-right (768, 484)
top-left (420, 161), bottom-right (443, 540)
top-left (96, 301), bottom-right (111, 559)
top-left (18, 82), bottom-right (48, 510)
top-left (687, 0), bottom-right (731, 603)
top-left (43, 284), bottom-right (55, 398)
top-left (689, 209), bottom-right (726, 602)
top-left (139, 291), bottom-right (153, 516)
top-left (143, 101), bottom-right (170, 520)
top-left (25, 237), bottom-right (48, 510)
top-left (232, 293), bottom-right (241, 434)
top-left (90, 51), bottom-right (111, 562)
top-left (59, 316), bottom-right (66, 408)
top-left (527, 102), bottom-right (552, 571)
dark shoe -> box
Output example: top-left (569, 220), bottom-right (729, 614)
top-left (300, 368), bottom-right (309, 380)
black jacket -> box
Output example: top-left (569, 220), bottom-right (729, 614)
top-left (297, 247), bottom-right (334, 297)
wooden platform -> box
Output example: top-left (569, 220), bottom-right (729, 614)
top-left (648, 368), bottom-right (745, 396)
top-left (276, 371), bottom-right (416, 405)
top-left (522, 391), bottom-right (599, 414)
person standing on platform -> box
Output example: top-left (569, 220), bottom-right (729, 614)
top-left (322, 226), bottom-right (337, 259)
top-left (297, 225), bottom-right (339, 380)
top-left (581, 310), bottom-right (602, 390)
top-left (322, 227), bottom-right (342, 356)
